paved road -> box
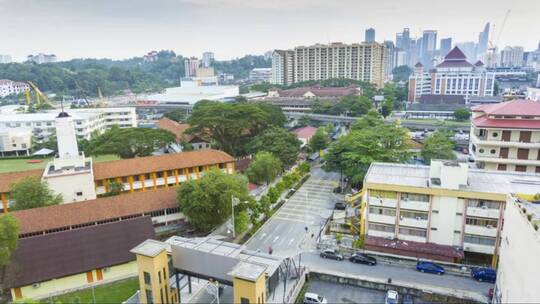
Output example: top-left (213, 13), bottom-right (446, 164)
top-left (245, 167), bottom-right (340, 257)
top-left (300, 252), bottom-right (494, 295)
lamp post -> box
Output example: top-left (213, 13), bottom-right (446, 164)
top-left (231, 196), bottom-right (240, 238)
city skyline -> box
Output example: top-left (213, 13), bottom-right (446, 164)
top-left (0, 0), bottom-right (538, 61)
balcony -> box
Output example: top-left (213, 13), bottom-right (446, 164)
top-left (368, 213), bottom-right (396, 225)
top-left (467, 207), bottom-right (501, 219)
top-left (400, 217), bottom-right (428, 229)
top-left (398, 234), bottom-right (427, 243)
top-left (471, 154), bottom-right (540, 166)
top-left (367, 229), bottom-right (395, 239)
top-left (471, 133), bottom-right (540, 149)
top-left (463, 242), bottom-right (495, 255)
top-left (400, 199), bottom-right (430, 211)
top-left (464, 224), bottom-right (498, 238)
top-left (369, 197), bottom-right (397, 208)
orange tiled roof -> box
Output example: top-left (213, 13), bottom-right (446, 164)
top-left (0, 169), bottom-right (43, 193)
top-left (155, 118), bottom-right (191, 142)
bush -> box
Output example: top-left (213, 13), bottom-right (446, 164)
top-left (527, 214), bottom-right (533, 221)
top-left (298, 162), bottom-right (311, 174)
top-left (353, 235), bottom-right (365, 249)
top-left (268, 187), bottom-right (280, 204)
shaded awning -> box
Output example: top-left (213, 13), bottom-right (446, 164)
top-left (32, 148), bottom-right (54, 156)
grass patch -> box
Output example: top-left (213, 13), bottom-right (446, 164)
top-left (48, 277), bottom-right (138, 304)
top-left (0, 154), bottom-right (120, 173)
top-left (294, 281), bottom-right (310, 304)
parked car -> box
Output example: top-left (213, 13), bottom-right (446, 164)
top-left (416, 261), bottom-right (445, 275)
top-left (304, 292), bottom-right (327, 304)
top-left (334, 201), bottom-right (347, 210)
top-left (319, 249), bottom-right (344, 261)
top-left (402, 294), bottom-right (414, 304)
top-left (471, 267), bottom-right (497, 283)
top-left (385, 290), bottom-right (399, 304)
top-left (333, 186), bottom-right (342, 193)
top-left (349, 253), bottom-right (377, 265)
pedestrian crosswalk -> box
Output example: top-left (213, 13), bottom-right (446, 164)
top-left (273, 178), bottom-right (338, 224)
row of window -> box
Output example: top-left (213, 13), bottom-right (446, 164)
top-left (464, 234), bottom-right (497, 246)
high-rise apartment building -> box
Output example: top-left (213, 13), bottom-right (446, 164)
top-left (439, 38), bottom-right (452, 58)
top-left (383, 41), bottom-right (396, 79)
top-left (500, 46), bottom-right (524, 67)
top-left (202, 51), bottom-right (214, 68)
top-left (365, 28), bottom-right (376, 43)
top-left (421, 30), bottom-right (437, 67)
top-left (470, 100), bottom-right (540, 173)
top-left (408, 47), bottom-right (495, 102)
top-left (271, 42), bottom-right (386, 88)
top-left (184, 57), bottom-right (200, 77)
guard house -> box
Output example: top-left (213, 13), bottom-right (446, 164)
top-left (131, 236), bottom-right (303, 303)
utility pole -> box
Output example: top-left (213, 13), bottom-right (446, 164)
top-left (231, 196), bottom-right (236, 238)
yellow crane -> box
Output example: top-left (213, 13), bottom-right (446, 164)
top-left (24, 81), bottom-right (52, 111)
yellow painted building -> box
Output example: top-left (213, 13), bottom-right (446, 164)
top-left (229, 262), bottom-right (267, 304)
top-left (6, 217), bottom-right (155, 301)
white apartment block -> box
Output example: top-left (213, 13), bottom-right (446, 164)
top-left (408, 47), bottom-right (495, 103)
top-left (0, 128), bottom-right (32, 156)
top-left (499, 46), bottom-right (524, 68)
top-left (0, 55), bottom-right (12, 64)
top-left (526, 87), bottom-right (540, 101)
top-left (494, 195), bottom-right (540, 303)
top-left (470, 100), bottom-right (540, 174)
top-left (0, 107), bottom-right (137, 141)
top-left (0, 79), bottom-right (30, 98)
top-left (362, 160), bottom-right (540, 265)
top-left (249, 68), bottom-right (272, 83)
top-left (27, 53), bottom-right (57, 64)
top-left (271, 42), bottom-right (386, 88)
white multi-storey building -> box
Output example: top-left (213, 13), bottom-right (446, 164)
top-left (494, 195), bottom-right (540, 303)
top-left (27, 53), bottom-right (57, 64)
top-left (0, 55), bottom-right (12, 64)
top-left (470, 99), bottom-right (540, 173)
top-left (0, 107), bottom-right (137, 141)
top-left (271, 42), bottom-right (386, 88)
top-left (249, 68), bottom-right (272, 83)
top-left (0, 128), bottom-right (32, 156)
top-left (408, 47), bottom-right (496, 103)
top-left (0, 79), bottom-right (30, 98)
top-left (362, 160), bottom-right (540, 266)
top-left (499, 46), bottom-right (524, 68)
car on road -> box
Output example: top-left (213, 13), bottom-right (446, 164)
top-left (334, 201), bottom-right (347, 210)
top-left (349, 253), bottom-right (377, 265)
top-left (319, 249), bottom-right (344, 261)
top-left (416, 261), bottom-right (445, 275)
top-left (471, 267), bottom-right (497, 283)
top-left (333, 186), bottom-right (342, 193)
top-left (385, 290), bottom-right (399, 304)
top-left (304, 292), bottom-right (327, 304)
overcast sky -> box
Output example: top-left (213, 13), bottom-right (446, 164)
top-left (1, 0), bottom-right (538, 61)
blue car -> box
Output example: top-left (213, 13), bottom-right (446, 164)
top-left (471, 267), bottom-right (497, 283)
top-left (416, 261), bottom-right (445, 275)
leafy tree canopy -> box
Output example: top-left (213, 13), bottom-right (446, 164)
top-left (0, 214), bottom-right (19, 266)
top-left (421, 130), bottom-right (457, 164)
top-left (248, 127), bottom-right (301, 168)
top-left (9, 177), bottom-right (62, 211)
top-left (163, 108), bottom-right (188, 123)
top-left (177, 169), bottom-right (252, 232)
top-left (246, 152), bottom-right (282, 185)
top-left (85, 126), bottom-right (175, 158)
top-left (392, 65), bottom-right (413, 82)
top-left (308, 128), bottom-right (330, 153)
top-left (453, 108), bottom-right (471, 121)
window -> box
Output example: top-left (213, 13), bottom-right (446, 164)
top-left (479, 148), bottom-right (485, 153)
top-left (536, 166), bottom-right (540, 174)
top-left (241, 298), bottom-right (250, 304)
top-left (430, 227), bottom-right (438, 231)
top-left (158, 271), bottom-right (161, 284)
top-left (370, 190), bottom-right (397, 199)
top-left (160, 288), bottom-right (164, 304)
top-left (369, 206), bottom-right (396, 216)
top-left (369, 223), bottom-right (395, 232)
top-left (497, 164), bottom-right (507, 171)
top-left (490, 149), bottom-right (496, 154)
top-left (516, 165), bottom-right (527, 172)
top-left (466, 217), bottom-right (498, 228)
top-left (163, 267), bottom-right (167, 281)
top-left (517, 149), bottom-right (529, 160)
top-left (399, 226), bottom-right (427, 237)
top-left (491, 132), bottom-right (498, 137)
top-left (468, 199), bottom-right (501, 210)
top-left (400, 210), bottom-right (428, 220)
top-left (76, 191), bottom-right (83, 196)
top-left (144, 272), bottom-right (151, 285)
top-left (145, 289), bottom-right (153, 304)
top-left (401, 192), bottom-right (429, 202)
top-left (464, 234), bottom-right (496, 246)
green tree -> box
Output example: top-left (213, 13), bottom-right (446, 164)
top-left (249, 127), bottom-right (301, 168)
top-left (177, 169), bottom-right (252, 232)
top-left (234, 211), bottom-right (250, 234)
top-left (324, 114), bottom-right (411, 184)
top-left (102, 179), bottom-right (124, 197)
top-left (163, 108), bottom-right (188, 122)
top-left (453, 108), bottom-right (471, 121)
top-left (9, 177), bottom-right (62, 211)
top-left (246, 152), bottom-right (282, 185)
top-left (187, 101), bottom-right (271, 156)
top-left (421, 131), bottom-right (456, 164)
top-left (0, 214), bottom-right (19, 273)
top-left (392, 65), bottom-right (413, 82)
top-left (256, 103), bottom-right (287, 127)
top-left (308, 128), bottom-right (329, 153)
top-left (381, 98), bottom-right (394, 118)
top-left (85, 127), bottom-right (175, 158)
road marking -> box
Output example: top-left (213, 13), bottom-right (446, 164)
top-left (288, 238), bottom-right (295, 245)
top-left (259, 233), bottom-right (267, 240)
top-left (273, 236), bottom-right (280, 243)
top-left (273, 216), bottom-right (311, 224)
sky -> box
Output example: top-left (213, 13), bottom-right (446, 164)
top-left (0, 0), bottom-right (538, 61)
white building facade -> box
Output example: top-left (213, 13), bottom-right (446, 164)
top-left (408, 47), bottom-right (496, 103)
top-left (499, 46), bottom-right (524, 68)
top-left (249, 68), bottom-right (272, 83)
top-left (0, 128), bottom-right (32, 156)
top-left (0, 79), bottom-right (30, 98)
top-left (0, 107), bottom-right (137, 141)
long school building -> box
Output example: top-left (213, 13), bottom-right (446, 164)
top-left (0, 149), bottom-right (235, 212)
top-left (362, 160), bottom-right (540, 265)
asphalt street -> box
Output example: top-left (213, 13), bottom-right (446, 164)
top-left (245, 167), bottom-right (340, 257)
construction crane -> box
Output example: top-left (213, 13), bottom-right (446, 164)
top-left (487, 9), bottom-right (511, 66)
top-left (24, 81), bottom-right (52, 111)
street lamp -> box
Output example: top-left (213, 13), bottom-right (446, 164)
top-left (231, 196), bottom-right (240, 238)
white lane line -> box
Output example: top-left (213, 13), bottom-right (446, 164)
top-left (288, 238), bottom-right (295, 246)
top-left (259, 232), bottom-right (267, 240)
top-left (273, 236), bottom-right (280, 243)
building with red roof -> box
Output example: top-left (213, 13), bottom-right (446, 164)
top-left (294, 126), bottom-right (317, 147)
top-left (408, 47), bottom-right (496, 103)
top-left (470, 99), bottom-right (540, 173)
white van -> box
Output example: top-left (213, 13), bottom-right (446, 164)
top-left (304, 292), bottom-right (328, 304)
top-left (385, 290), bottom-right (399, 304)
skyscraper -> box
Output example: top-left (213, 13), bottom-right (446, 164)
top-left (477, 23), bottom-right (490, 59)
top-left (202, 52), bottom-right (214, 68)
top-left (396, 28), bottom-right (410, 50)
top-left (383, 41), bottom-right (396, 79)
top-left (365, 28), bottom-right (376, 43)
top-left (439, 38), bottom-right (452, 58)
top-left (421, 30), bottom-right (437, 67)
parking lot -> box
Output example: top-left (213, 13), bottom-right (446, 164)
top-left (304, 279), bottom-right (427, 304)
